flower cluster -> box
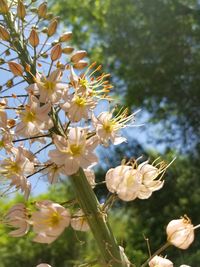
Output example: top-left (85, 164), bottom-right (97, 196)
top-left (105, 159), bottom-right (167, 201)
top-left (0, 1), bottom-right (199, 267)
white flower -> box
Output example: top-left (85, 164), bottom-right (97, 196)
top-left (0, 147), bottom-right (34, 198)
top-left (5, 203), bottom-right (30, 237)
top-left (92, 108), bottom-right (134, 146)
top-left (61, 93), bottom-right (96, 122)
top-left (149, 255), bottom-right (173, 267)
top-left (180, 265), bottom-right (191, 267)
top-left (49, 127), bottom-right (98, 175)
top-left (27, 69), bottom-right (66, 103)
top-left (105, 165), bottom-right (142, 201)
top-left (166, 216), bottom-right (194, 249)
top-left (15, 95), bottom-right (53, 137)
top-left (71, 210), bottom-right (90, 232)
top-left (32, 200), bottom-right (71, 244)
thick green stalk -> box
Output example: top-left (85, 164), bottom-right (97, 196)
top-left (71, 168), bottom-right (129, 267)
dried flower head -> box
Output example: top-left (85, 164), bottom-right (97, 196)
top-left (149, 255), bottom-right (173, 267)
top-left (166, 216), bottom-right (194, 249)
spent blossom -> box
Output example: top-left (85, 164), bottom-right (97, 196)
top-left (105, 165), bottom-right (142, 201)
top-left (166, 216), bottom-right (194, 249)
top-left (149, 255), bottom-right (173, 267)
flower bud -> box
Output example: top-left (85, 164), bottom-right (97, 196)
top-left (166, 217), bottom-right (194, 249)
top-left (71, 50), bottom-right (87, 63)
top-left (47, 19), bottom-right (58, 37)
top-left (29, 28), bottom-right (39, 47)
top-left (59, 31), bottom-right (72, 42)
top-left (17, 1), bottom-right (26, 20)
top-left (51, 43), bottom-right (62, 61)
top-left (73, 60), bottom-right (88, 70)
top-left (0, 0), bottom-right (9, 13)
top-left (38, 2), bottom-right (47, 18)
top-left (62, 46), bottom-right (74, 54)
top-left (149, 255), bottom-right (173, 267)
top-left (8, 61), bottom-right (24, 76)
top-left (0, 25), bottom-right (10, 41)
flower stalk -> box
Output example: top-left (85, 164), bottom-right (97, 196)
top-left (71, 168), bottom-right (129, 266)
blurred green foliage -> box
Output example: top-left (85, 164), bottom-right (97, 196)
top-left (51, 0), bottom-right (200, 149)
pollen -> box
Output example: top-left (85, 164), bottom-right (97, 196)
top-left (22, 111), bottom-right (36, 123)
top-left (74, 96), bottom-right (86, 107)
top-left (50, 212), bottom-right (60, 226)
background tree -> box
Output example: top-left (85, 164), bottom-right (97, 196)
top-left (51, 0), bottom-right (200, 149)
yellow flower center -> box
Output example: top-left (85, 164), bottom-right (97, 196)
top-left (79, 78), bottom-right (88, 88)
top-left (44, 81), bottom-right (56, 92)
top-left (22, 111), bottom-right (36, 123)
top-left (0, 140), bottom-right (4, 148)
top-left (103, 121), bottom-right (115, 133)
top-left (75, 96), bottom-right (86, 107)
top-left (69, 144), bottom-right (82, 156)
top-left (50, 212), bottom-right (60, 226)
top-left (5, 162), bottom-right (21, 175)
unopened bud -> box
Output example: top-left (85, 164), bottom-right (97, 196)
top-left (38, 2), bottom-right (47, 18)
top-left (59, 32), bottom-right (72, 42)
top-left (29, 28), bottom-right (39, 47)
top-left (73, 60), bottom-right (88, 70)
top-left (6, 79), bottom-right (13, 88)
top-left (17, 1), bottom-right (26, 20)
top-left (8, 61), bottom-right (24, 76)
top-left (62, 46), bottom-right (74, 54)
top-left (47, 19), bottom-right (58, 37)
top-left (51, 44), bottom-right (62, 61)
top-left (71, 50), bottom-right (87, 63)
top-left (0, 26), bottom-right (10, 41)
top-left (0, 0), bottom-right (9, 13)
top-left (46, 12), bottom-right (54, 20)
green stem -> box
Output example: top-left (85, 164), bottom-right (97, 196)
top-left (71, 168), bottom-right (129, 267)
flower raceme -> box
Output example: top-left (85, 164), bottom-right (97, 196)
top-left (105, 159), bottom-right (168, 201)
